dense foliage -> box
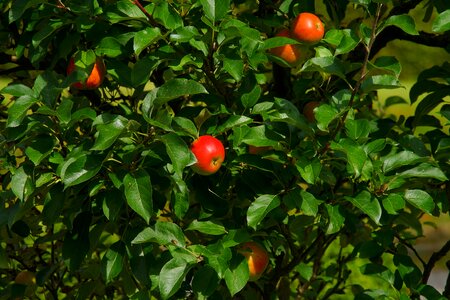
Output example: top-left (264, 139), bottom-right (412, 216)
top-left (1, 0), bottom-right (450, 299)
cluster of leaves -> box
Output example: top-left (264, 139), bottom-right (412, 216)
top-left (1, 0), bottom-right (450, 299)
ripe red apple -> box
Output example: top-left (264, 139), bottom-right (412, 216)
top-left (238, 241), bottom-right (269, 281)
top-left (67, 56), bottom-right (106, 90)
top-left (270, 29), bottom-right (301, 66)
top-left (190, 135), bottom-right (225, 175)
top-left (291, 12), bottom-right (325, 44)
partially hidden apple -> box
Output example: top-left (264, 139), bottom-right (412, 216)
top-left (238, 241), bottom-right (269, 281)
top-left (67, 56), bottom-right (106, 90)
top-left (270, 28), bottom-right (301, 66)
top-left (303, 101), bottom-right (320, 123)
top-left (190, 135), bottom-right (225, 175)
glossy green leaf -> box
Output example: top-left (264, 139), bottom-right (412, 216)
top-left (153, 79), bottom-right (208, 107)
top-left (361, 75), bottom-right (401, 93)
top-left (58, 152), bottom-right (104, 188)
top-left (133, 27), bottom-right (161, 57)
top-left (97, 37), bottom-right (124, 58)
top-left (200, 0), bottom-right (231, 23)
top-left (372, 56), bottom-right (402, 78)
top-left (25, 135), bottom-right (55, 165)
top-left (102, 241), bottom-right (125, 283)
top-left (9, 0), bottom-right (45, 22)
top-left (295, 157), bottom-right (322, 185)
top-left (161, 133), bottom-right (196, 177)
top-left (346, 190), bottom-right (382, 224)
top-left (335, 29), bottom-right (361, 55)
top-left (432, 10), bottom-right (450, 33)
top-left (32, 20), bottom-right (63, 47)
top-left (314, 104), bottom-right (339, 132)
top-left (345, 119), bottom-right (371, 141)
top-left (224, 255), bottom-right (249, 296)
top-left (217, 115), bottom-right (253, 133)
top-left (159, 258), bottom-right (192, 300)
top-left (396, 163), bottom-right (447, 181)
top-left (382, 193), bottom-right (405, 215)
top-left (301, 56), bottom-right (346, 79)
top-left (247, 194), bottom-right (280, 229)
top-left (382, 151), bottom-right (426, 173)
top-left (325, 204), bottom-right (345, 234)
top-left (186, 220), bottom-right (227, 235)
top-left (11, 166), bottom-right (34, 202)
top-left (132, 221), bottom-right (186, 247)
top-left (382, 14), bottom-right (419, 35)
top-left (124, 169), bottom-right (153, 224)
top-left (153, 1), bottom-right (183, 30)
top-left (331, 139), bottom-right (368, 178)
top-left (404, 189), bottom-right (435, 214)
top-left (92, 115), bottom-right (128, 151)
top-left (172, 117), bottom-right (198, 138)
top-left (6, 95), bottom-right (39, 127)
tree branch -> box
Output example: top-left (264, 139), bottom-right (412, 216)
top-left (130, 0), bottom-right (159, 27)
top-left (422, 240), bottom-right (450, 285)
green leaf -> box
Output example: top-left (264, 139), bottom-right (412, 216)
top-left (301, 56), bottom-right (346, 79)
top-left (11, 167), bottom-right (34, 202)
top-left (382, 151), bottom-right (426, 173)
top-left (159, 258), bottom-right (193, 300)
top-left (331, 139), bottom-right (368, 178)
top-left (92, 115), bottom-right (128, 151)
top-left (133, 27), bottom-right (161, 57)
top-left (247, 194), bottom-right (280, 230)
top-left (396, 163), bottom-right (448, 181)
top-left (172, 117), bottom-right (198, 138)
top-left (7, 95), bottom-right (39, 127)
top-left (346, 190), bottom-right (382, 224)
top-left (102, 241), bottom-right (125, 283)
top-left (96, 37), bottom-right (124, 58)
top-left (432, 10), bottom-right (450, 33)
top-left (284, 188), bottom-right (322, 216)
top-left (335, 29), bottom-right (361, 55)
top-left (32, 20), bottom-right (64, 48)
top-left (186, 220), bottom-right (227, 235)
top-left (200, 0), bottom-right (231, 23)
top-left (152, 78), bottom-right (208, 107)
top-left (382, 193), bottom-right (405, 215)
top-left (123, 170), bottom-right (152, 225)
top-left (295, 157), bottom-right (322, 185)
top-left (58, 152), bottom-right (103, 188)
top-left (372, 56), bottom-right (402, 78)
top-left (223, 57), bottom-right (244, 82)
top-left (1, 84), bottom-right (35, 97)
top-left (25, 135), bottom-right (55, 165)
top-left (217, 115), bottom-right (253, 133)
top-left (262, 36), bottom-right (300, 50)
top-left (153, 1), bottom-right (183, 30)
top-left (161, 133), bottom-right (196, 177)
top-left (9, 0), bottom-right (45, 23)
top-left (62, 212), bottom-right (91, 271)
top-left (361, 75), bottom-right (402, 93)
top-left (224, 255), bottom-right (249, 296)
top-left (192, 265), bottom-right (220, 297)
top-left (345, 119), bottom-right (371, 141)
top-left (314, 104), bottom-right (339, 132)
top-left (404, 189), bottom-right (435, 214)
top-left (132, 221), bottom-right (186, 247)
top-left (325, 204), bottom-right (345, 234)
top-left (241, 85), bottom-right (261, 109)
top-left (382, 14), bottom-right (419, 35)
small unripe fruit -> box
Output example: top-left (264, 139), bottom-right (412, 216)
top-left (15, 270), bottom-right (36, 286)
top-left (190, 135), bottom-right (225, 175)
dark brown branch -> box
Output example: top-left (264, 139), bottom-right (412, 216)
top-left (443, 261), bottom-right (450, 298)
top-left (422, 240), bottom-right (450, 285)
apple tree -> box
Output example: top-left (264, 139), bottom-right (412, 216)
top-left (1, 0), bottom-right (450, 299)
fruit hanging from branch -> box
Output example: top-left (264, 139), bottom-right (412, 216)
top-left (291, 12), bottom-right (325, 44)
top-left (67, 55), bottom-right (106, 90)
top-left (190, 135), bottom-right (225, 175)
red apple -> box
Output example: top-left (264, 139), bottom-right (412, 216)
top-left (238, 241), bottom-right (269, 281)
top-left (291, 12), bottom-right (325, 44)
top-left (190, 135), bottom-right (225, 175)
top-left (67, 56), bottom-right (106, 90)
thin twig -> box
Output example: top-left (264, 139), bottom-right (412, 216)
top-left (319, 4), bottom-right (384, 155)
top-left (130, 0), bottom-right (159, 27)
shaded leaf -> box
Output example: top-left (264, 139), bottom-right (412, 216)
top-left (247, 195), bottom-right (280, 229)
top-left (124, 169), bottom-right (153, 224)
